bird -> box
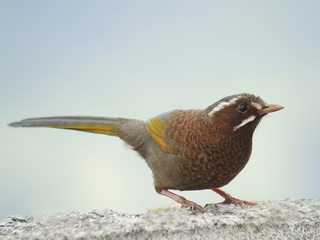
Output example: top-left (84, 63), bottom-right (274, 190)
top-left (9, 93), bottom-right (283, 213)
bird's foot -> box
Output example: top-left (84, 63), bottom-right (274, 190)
top-left (159, 189), bottom-right (206, 213)
top-left (212, 188), bottom-right (256, 205)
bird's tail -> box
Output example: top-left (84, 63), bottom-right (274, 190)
top-left (9, 116), bottom-right (125, 136)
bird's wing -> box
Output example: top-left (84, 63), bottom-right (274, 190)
top-left (145, 111), bottom-right (171, 153)
top-left (146, 109), bottom-right (207, 160)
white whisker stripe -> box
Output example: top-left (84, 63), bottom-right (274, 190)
top-left (208, 97), bottom-right (239, 117)
top-left (233, 115), bottom-right (256, 131)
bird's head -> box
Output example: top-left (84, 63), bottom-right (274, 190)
top-left (206, 93), bottom-right (284, 133)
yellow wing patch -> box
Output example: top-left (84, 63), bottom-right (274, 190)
top-left (146, 113), bottom-right (169, 153)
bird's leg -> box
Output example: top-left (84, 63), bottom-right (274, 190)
top-left (159, 189), bottom-right (206, 213)
top-left (212, 188), bottom-right (256, 205)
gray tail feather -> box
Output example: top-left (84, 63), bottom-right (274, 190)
top-left (8, 116), bottom-right (125, 136)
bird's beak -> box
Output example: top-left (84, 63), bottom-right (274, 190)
top-left (259, 104), bottom-right (284, 115)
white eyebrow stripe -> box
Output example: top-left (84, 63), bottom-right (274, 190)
top-left (252, 102), bottom-right (263, 110)
top-left (208, 97), bottom-right (239, 117)
top-left (233, 115), bottom-right (256, 131)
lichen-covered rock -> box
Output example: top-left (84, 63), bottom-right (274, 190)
top-left (0, 199), bottom-right (319, 239)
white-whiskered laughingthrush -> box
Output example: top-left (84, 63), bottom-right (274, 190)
top-left (9, 93), bottom-right (283, 212)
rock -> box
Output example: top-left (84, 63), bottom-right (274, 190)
top-left (0, 199), bottom-right (319, 239)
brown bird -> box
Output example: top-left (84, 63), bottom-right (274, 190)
top-left (9, 93), bottom-right (283, 212)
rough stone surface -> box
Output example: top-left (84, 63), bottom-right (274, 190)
top-left (0, 199), bottom-right (319, 239)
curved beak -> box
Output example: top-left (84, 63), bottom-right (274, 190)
top-left (259, 104), bottom-right (284, 115)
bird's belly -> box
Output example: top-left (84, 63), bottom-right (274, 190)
top-left (173, 146), bottom-right (252, 190)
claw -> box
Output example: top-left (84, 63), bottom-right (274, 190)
top-left (212, 188), bottom-right (256, 205)
top-left (159, 189), bottom-right (206, 213)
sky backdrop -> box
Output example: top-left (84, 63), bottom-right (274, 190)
top-left (1, 1), bottom-right (320, 219)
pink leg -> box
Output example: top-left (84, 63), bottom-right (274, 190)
top-left (159, 189), bottom-right (206, 213)
top-left (212, 188), bottom-right (256, 205)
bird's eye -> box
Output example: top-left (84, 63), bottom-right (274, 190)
top-left (237, 104), bottom-right (249, 113)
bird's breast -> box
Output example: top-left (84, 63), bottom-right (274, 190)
top-left (174, 134), bottom-right (253, 190)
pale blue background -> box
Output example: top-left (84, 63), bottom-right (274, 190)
top-left (1, 1), bottom-right (319, 219)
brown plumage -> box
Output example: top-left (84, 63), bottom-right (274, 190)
top-left (9, 93), bottom-right (283, 212)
